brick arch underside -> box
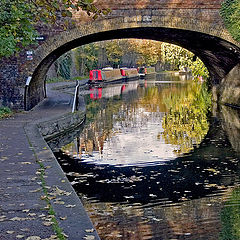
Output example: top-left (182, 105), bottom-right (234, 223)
top-left (25, 26), bottom-right (240, 110)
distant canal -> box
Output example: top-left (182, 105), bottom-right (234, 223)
top-left (50, 74), bottom-right (240, 240)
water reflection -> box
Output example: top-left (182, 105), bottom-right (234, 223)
top-left (51, 77), bottom-right (240, 240)
top-left (61, 80), bottom-right (211, 166)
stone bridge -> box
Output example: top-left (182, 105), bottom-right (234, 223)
top-left (0, 0), bottom-right (239, 110)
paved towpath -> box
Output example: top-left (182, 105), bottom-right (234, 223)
top-left (0, 80), bottom-right (99, 240)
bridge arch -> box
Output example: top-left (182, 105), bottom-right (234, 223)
top-left (14, 16), bottom-right (240, 109)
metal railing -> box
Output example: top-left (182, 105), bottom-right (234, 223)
top-left (72, 80), bottom-right (80, 113)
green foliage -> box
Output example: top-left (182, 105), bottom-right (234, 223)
top-left (128, 39), bottom-right (162, 66)
top-left (161, 82), bottom-right (211, 155)
top-left (220, 0), bottom-right (240, 42)
top-left (161, 43), bottom-right (209, 80)
top-left (0, 0), bottom-right (38, 58)
top-left (0, 0), bottom-right (110, 58)
top-left (0, 107), bottom-right (12, 119)
top-left (55, 52), bottom-right (72, 80)
top-left (76, 43), bottom-right (100, 75)
top-left (105, 40), bottom-right (125, 67)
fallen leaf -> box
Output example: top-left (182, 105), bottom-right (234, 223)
top-left (43, 221), bottom-right (53, 226)
top-left (65, 204), bottom-right (76, 208)
top-left (16, 235), bottom-right (25, 238)
top-left (26, 236), bottom-right (41, 240)
top-left (22, 209), bottom-right (30, 213)
top-left (83, 235), bottom-right (95, 240)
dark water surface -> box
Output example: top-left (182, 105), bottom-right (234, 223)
top-left (50, 76), bottom-right (240, 240)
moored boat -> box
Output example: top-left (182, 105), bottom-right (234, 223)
top-left (138, 67), bottom-right (157, 79)
top-left (120, 68), bottom-right (139, 81)
top-left (89, 67), bottom-right (139, 84)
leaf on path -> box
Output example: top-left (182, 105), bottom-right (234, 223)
top-left (26, 236), bottom-right (41, 240)
top-left (16, 235), bottom-right (25, 238)
top-left (20, 162), bottom-right (32, 165)
top-left (20, 228), bottom-right (30, 232)
top-left (83, 235), bottom-right (95, 240)
top-left (28, 213), bottom-right (36, 217)
top-left (53, 200), bottom-right (65, 205)
top-left (43, 221), bottom-right (53, 226)
top-left (85, 229), bottom-right (95, 233)
top-left (22, 209), bottom-right (30, 213)
top-left (6, 231), bottom-right (15, 234)
top-left (60, 216), bottom-right (67, 220)
top-left (65, 204), bottom-right (76, 208)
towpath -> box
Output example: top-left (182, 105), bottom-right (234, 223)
top-left (0, 80), bottom-right (99, 240)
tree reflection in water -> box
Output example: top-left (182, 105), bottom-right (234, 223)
top-left (51, 79), bottom-right (240, 240)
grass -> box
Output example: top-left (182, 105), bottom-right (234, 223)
top-left (0, 107), bottom-right (12, 119)
top-left (25, 133), bottom-right (66, 240)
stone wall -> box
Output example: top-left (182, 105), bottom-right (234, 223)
top-left (219, 64), bottom-right (240, 108)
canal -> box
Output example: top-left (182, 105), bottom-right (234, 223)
top-left (49, 74), bottom-right (240, 240)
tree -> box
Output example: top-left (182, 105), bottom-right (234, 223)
top-left (129, 39), bottom-right (162, 66)
top-left (161, 43), bottom-right (209, 80)
top-left (0, 0), bottom-right (109, 58)
top-left (220, 0), bottom-right (240, 42)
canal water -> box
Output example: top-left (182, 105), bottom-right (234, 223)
top-left (49, 74), bottom-right (240, 240)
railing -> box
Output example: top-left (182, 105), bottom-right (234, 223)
top-left (72, 80), bottom-right (80, 113)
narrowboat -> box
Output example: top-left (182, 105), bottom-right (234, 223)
top-left (138, 67), bottom-right (157, 79)
top-left (89, 67), bottom-right (139, 84)
top-left (120, 68), bottom-right (139, 81)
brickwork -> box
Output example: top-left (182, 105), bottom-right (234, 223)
top-left (0, 0), bottom-right (239, 109)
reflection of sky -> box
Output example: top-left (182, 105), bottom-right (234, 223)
top-left (82, 110), bottom-right (177, 167)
